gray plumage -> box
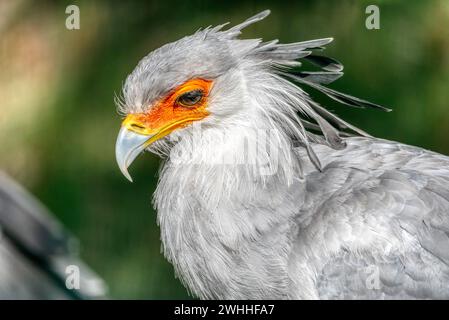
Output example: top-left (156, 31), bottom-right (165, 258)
top-left (0, 172), bottom-right (106, 299)
top-left (115, 10), bottom-right (449, 299)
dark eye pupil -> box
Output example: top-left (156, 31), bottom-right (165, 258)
top-left (178, 90), bottom-right (203, 106)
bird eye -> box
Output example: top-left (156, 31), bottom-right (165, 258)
top-left (176, 90), bottom-right (204, 107)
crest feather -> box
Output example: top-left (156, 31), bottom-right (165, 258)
top-left (225, 10), bottom-right (271, 38)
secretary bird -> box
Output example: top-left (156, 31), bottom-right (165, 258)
top-left (115, 10), bottom-right (449, 299)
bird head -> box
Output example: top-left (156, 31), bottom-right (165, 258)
top-left (115, 11), bottom-right (273, 182)
top-left (115, 10), bottom-right (389, 182)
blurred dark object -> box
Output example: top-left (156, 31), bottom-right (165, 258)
top-left (0, 172), bottom-right (106, 299)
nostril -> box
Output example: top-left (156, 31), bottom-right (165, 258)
top-left (131, 123), bottom-right (145, 130)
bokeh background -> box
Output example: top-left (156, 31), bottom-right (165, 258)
top-left (1, 0), bottom-right (448, 298)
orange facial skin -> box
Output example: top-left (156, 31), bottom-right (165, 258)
top-left (122, 78), bottom-right (213, 143)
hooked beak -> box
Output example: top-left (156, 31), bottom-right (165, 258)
top-left (115, 126), bottom-right (152, 182)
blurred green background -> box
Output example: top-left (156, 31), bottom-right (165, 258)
top-left (1, 0), bottom-right (448, 298)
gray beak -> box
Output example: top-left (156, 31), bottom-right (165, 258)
top-left (115, 127), bottom-right (152, 182)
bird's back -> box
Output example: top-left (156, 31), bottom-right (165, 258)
top-left (291, 137), bottom-right (449, 299)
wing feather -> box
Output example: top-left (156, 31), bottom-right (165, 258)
top-left (292, 138), bottom-right (449, 299)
